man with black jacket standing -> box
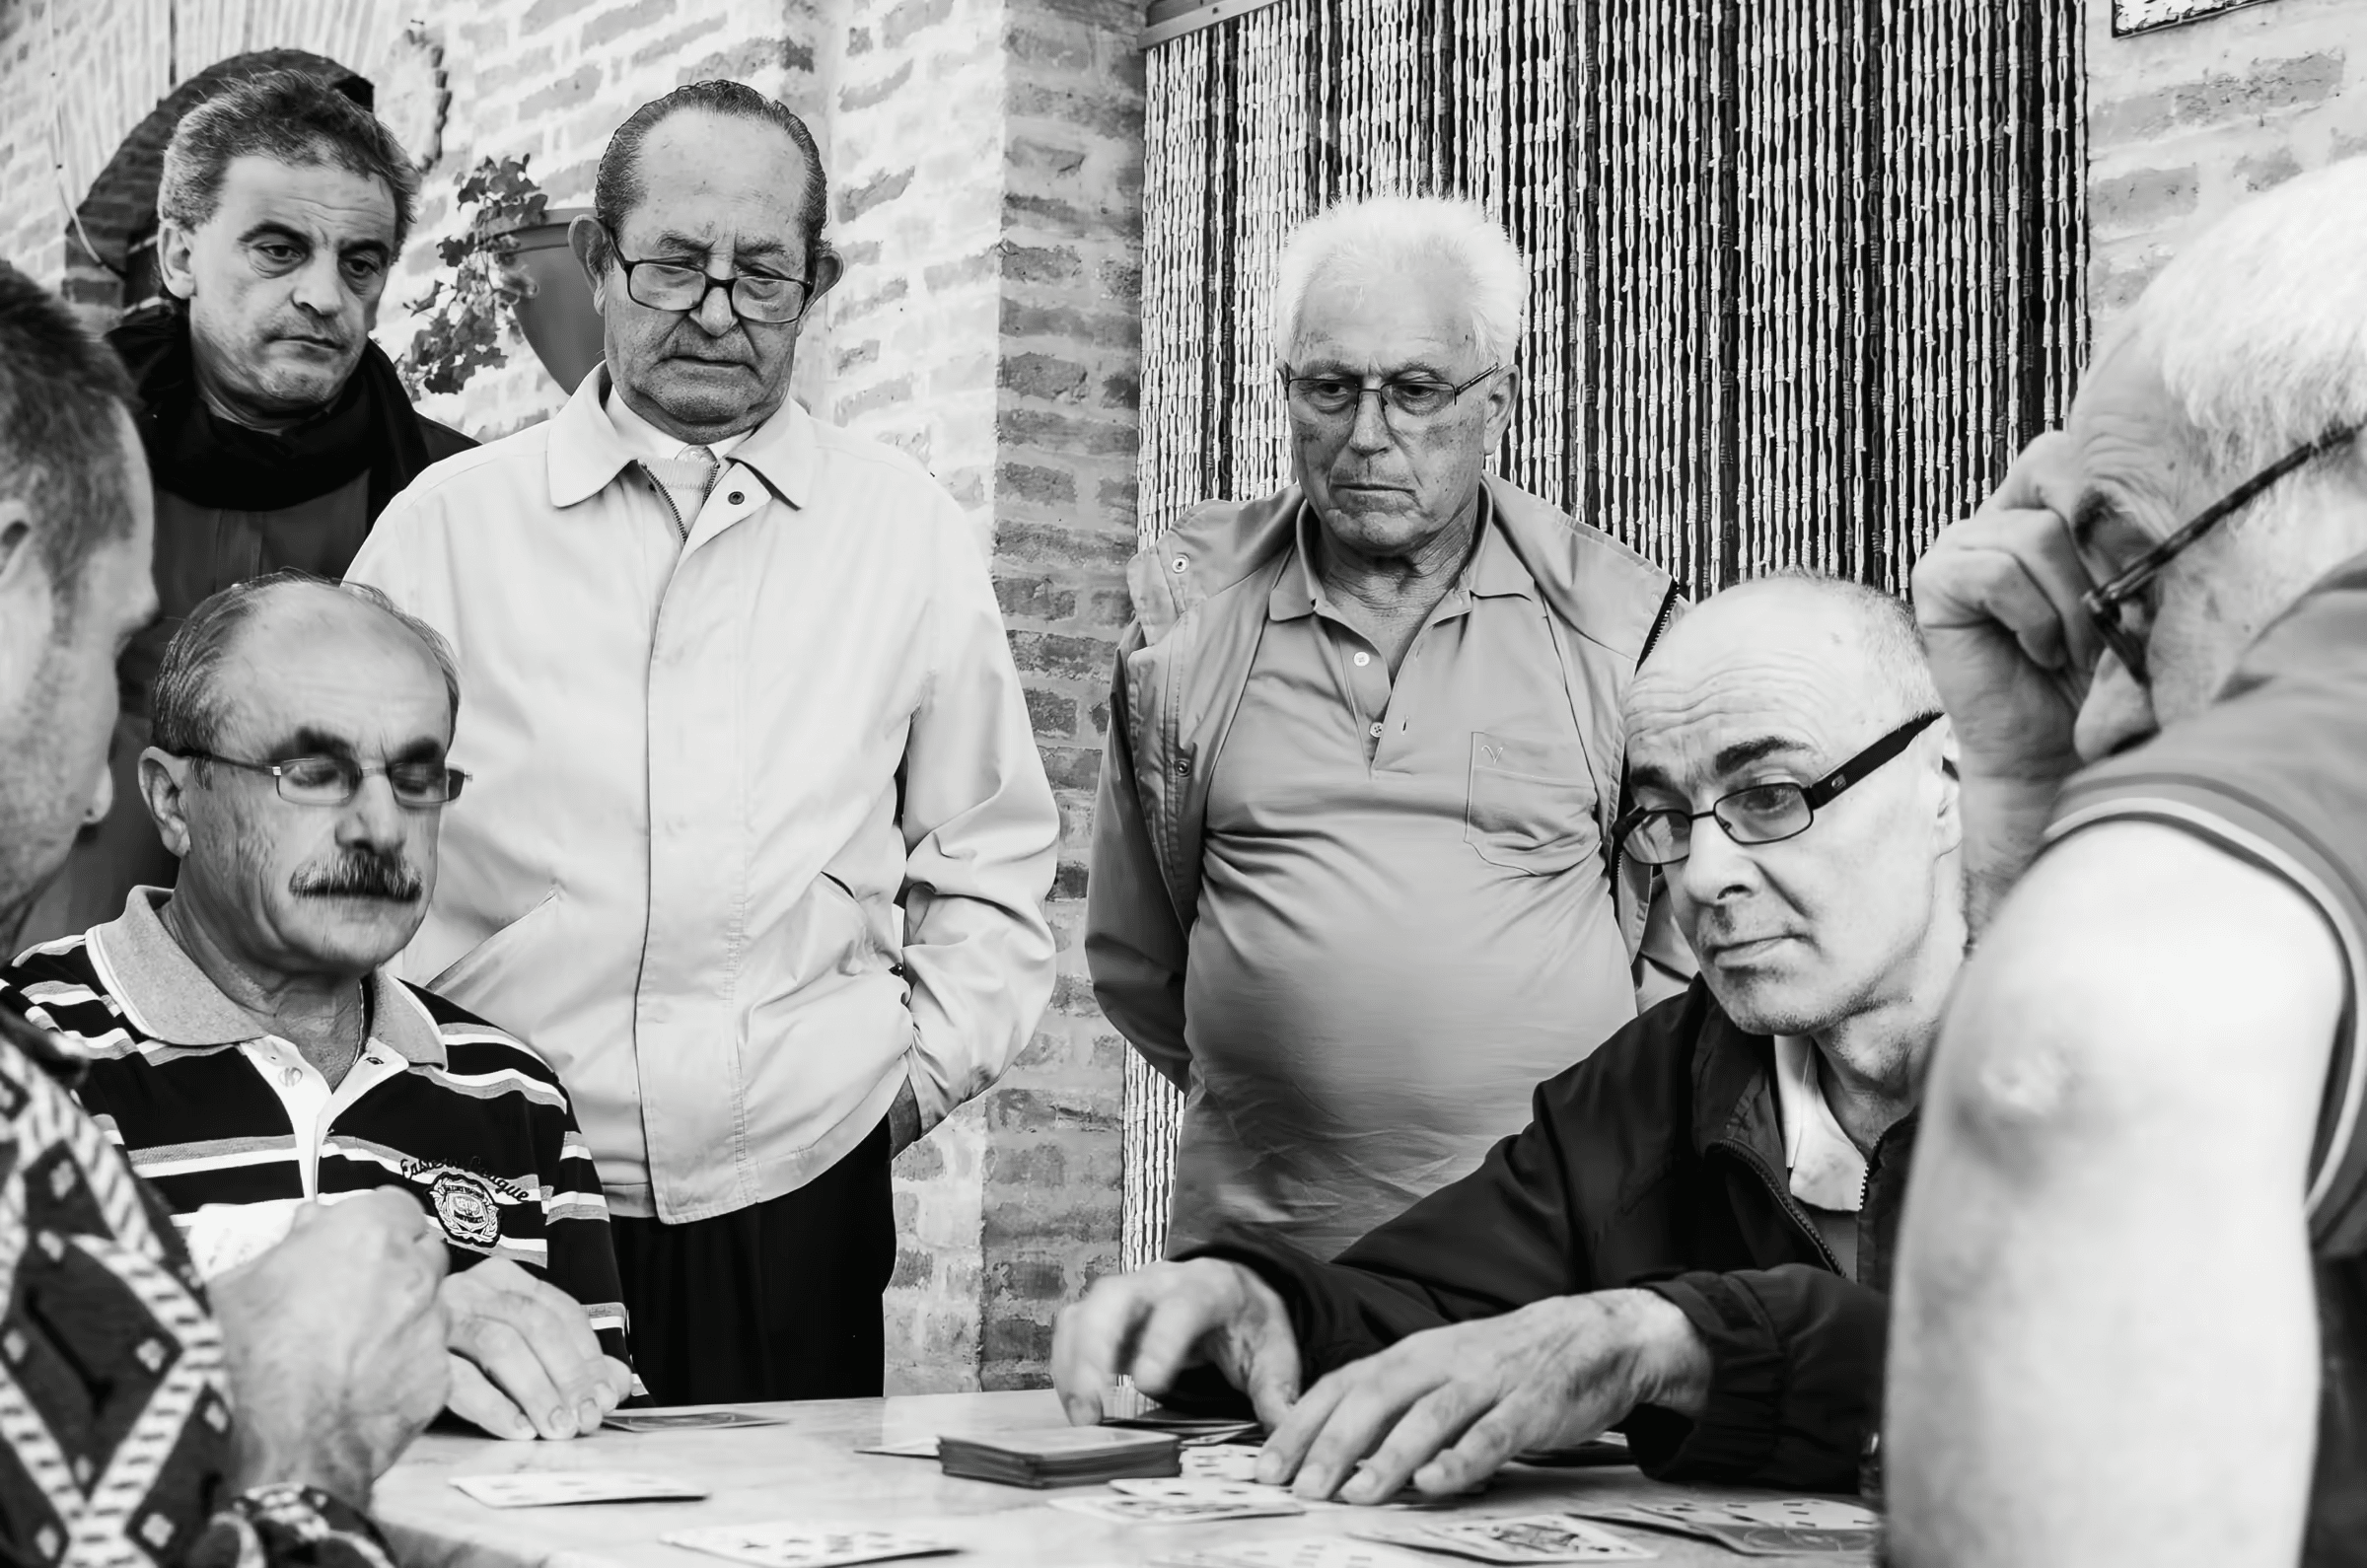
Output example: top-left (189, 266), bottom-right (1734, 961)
top-left (21, 69), bottom-right (469, 945)
top-left (1052, 574), bottom-right (1964, 1502)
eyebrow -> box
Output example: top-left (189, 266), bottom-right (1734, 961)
top-left (262, 728), bottom-right (445, 763)
top-left (233, 224), bottom-right (389, 259)
top-left (1713, 736), bottom-right (1817, 776)
top-left (650, 231), bottom-right (796, 262)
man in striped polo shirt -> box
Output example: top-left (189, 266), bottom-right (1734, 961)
top-left (0, 570), bottom-right (635, 1441)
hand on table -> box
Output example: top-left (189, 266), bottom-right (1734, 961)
top-left (442, 1256), bottom-right (633, 1440)
top-left (1256, 1290), bottom-right (1711, 1506)
top-left (1050, 1258), bottom-right (1303, 1431)
top-left (212, 1187), bottom-right (452, 1509)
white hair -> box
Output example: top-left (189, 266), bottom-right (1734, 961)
top-left (2129, 157), bottom-right (2367, 490)
top-left (1270, 196), bottom-right (1527, 367)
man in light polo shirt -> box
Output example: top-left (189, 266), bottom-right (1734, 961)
top-left (347, 81), bottom-right (1058, 1402)
top-left (1088, 195), bottom-right (1688, 1262)
top-left (1, 571), bottom-right (634, 1443)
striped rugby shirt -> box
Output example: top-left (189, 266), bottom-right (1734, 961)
top-left (0, 890), bottom-right (631, 1370)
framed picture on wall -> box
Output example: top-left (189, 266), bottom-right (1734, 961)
top-left (2114, 0), bottom-right (2274, 34)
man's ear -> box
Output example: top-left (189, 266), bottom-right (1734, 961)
top-left (805, 245), bottom-right (845, 312)
top-left (568, 215), bottom-right (611, 312)
top-left (138, 748), bottom-right (197, 861)
top-left (156, 220), bottom-right (198, 302)
top-left (1932, 715), bottom-right (1964, 855)
top-left (0, 510), bottom-right (57, 690)
top-left (1482, 363), bottom-right (1520, 448)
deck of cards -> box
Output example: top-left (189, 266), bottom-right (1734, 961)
top-left (1351, 1514), bottom-right (1657, 1562)
top-left (663, 1523), bottom-right (955, 1567)
top-left (1568, 1499), bottom-right (1880, 1557)
top-left (937, 1425), bottom-right (1182, 1487)
top-left (449, 1470), bottom-right (710, 1508)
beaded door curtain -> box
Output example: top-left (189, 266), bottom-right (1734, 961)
top-left (1123, 0), bottom-right (2088, 1270)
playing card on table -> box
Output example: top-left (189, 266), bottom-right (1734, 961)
top-left (1573, 1503), bottom-right (1876, 1557)
top-left (1111, 1476), bottom-right (1304, 1511)
top-left (1154, 1541), bottom-right (1438, 1568)
top-left (1051, 1491), bottom-right (1307, 1525)
top-left (1181, 1446), bottom-right (1264, 1483)
top-left (603, 1407), bottom-right (787, 1432)
top-left (855, 1437), bottom-right (943, 1459)
top-left (1351, 1514), bottom-right (1657, 1563)
top-left (449, 1471), bottom-right (710, 1508)
top-left (661, 1523), bottom-right (955, 1567)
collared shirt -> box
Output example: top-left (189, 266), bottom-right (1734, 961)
top-left (0, 891), bottom-right (630, 1367)
top-left (603, 385), bottom-right (753, 465)
top-left (1171, 498), bottom-right (1640, 1259)
top-left (1773, 1034), bottom-right (1866, 1278)
top-left (347, 368), bottom-right (1059, 1223)
top-left (0, 996), bottom-right (397, 1568)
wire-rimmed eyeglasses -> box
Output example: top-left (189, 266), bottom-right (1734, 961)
top-left (1612, 712), bottom-right (1942, 867)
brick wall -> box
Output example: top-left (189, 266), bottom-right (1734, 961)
top-left (0, 0), bottom-right (1140, 1394)
top-left (2084, 0), bottom-right (2367, 333)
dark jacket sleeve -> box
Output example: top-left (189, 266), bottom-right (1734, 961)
top-left (1633, 1266), bottom-right (1885, 1490)
top-left (1084, 632), bottom-right (1194, 1090)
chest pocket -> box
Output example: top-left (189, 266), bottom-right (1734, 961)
top-left (1464, 731), bottom-right (1602, 875)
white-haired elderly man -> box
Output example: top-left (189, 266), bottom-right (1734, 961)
top-left (1088, 196), bottom-right (1689, 1263)
top-left (1888, 158), bottom-right (2367, 1565)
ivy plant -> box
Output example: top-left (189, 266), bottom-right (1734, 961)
top-left (398, 155), bottom-right (549, 397)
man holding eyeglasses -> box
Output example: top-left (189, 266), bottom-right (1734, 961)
top-left (1056, 575), bottom-right (1964, 1502)
top-left (1888, 161), bottom-right (2367, 1566)
top-left (0, 571), bottom-right (638, 1445)
top-left (345, 81), bottom-right (1058, 1403)
top-left (1088, 196), bottom-right (1687, 1266)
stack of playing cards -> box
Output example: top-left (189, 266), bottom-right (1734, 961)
top-left (1566, 1498), bottom-right (1879, 1557)
top-left (1051, 1477), bottom-right (1305, 1525)
top-left (1351, 1514), bottom-right (1658, 1562)
top-left (936, 1426), bottom-right (1182, 1487)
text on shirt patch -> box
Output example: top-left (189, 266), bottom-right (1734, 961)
top-left (399, 1160), bottom-right (524, 1247)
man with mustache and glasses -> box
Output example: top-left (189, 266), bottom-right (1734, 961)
top-left (1, 571), bottom-right (638, 1445)
top-left (1055, 576), bottom-right (1963, 1505)
top-left (1086, 196), bottom-right (1686, 1268)
top-left (347, 81), bottom-right (1056, 1403)
top-left (23, 70), bottom-right (470, 949)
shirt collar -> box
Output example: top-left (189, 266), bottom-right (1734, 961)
top-left (546, 365), bottom-right (818, 512)
top-left (1773, 1034), bottom-right (1867, 1212)
top-left (87, 888), bottom-right (447, 1066)
top-left (1267, 486), bottom-right (1535, 623)
top-left (604, 381), bottom-right (752, 465)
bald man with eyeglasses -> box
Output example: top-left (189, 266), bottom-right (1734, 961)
top-left (1055, 573), bottom-right (1965, 1505)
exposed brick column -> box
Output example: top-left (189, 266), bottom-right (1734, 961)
top-left (2084, 0), bottom-right (2367, 334)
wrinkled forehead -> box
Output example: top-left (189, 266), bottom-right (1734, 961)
top-left (1623, 636), bottom-right (1889, 793)
top-left (618, 113), bottom-right (814, 254)
top-left (214, 595), bottom-right (453, 753)
top-left (212, 153), bottom-right (399, 241)
top-left (1291, 254), bottom-right (1481, 368)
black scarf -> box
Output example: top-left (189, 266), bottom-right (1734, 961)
top-left (108, 304), bottom-right (446, 520)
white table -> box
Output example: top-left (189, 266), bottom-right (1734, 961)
top-left (376, 1390), bottom-right (1861, 1566)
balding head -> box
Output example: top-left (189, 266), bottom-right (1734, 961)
top-left (1621, 574), bottom-right (1962, 1060)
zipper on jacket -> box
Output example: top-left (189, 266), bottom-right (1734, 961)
top-left (640, 463), bottom-right (692, 541)
top-left (1712, 1136), bottom-right (1845, 1276)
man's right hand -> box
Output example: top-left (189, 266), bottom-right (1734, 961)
top-left (1911, 433), bottom-right (2102, 923)
top-left (211, 1189), bottom-right (451, 1510)
top-left (1050, 1258), bottom-right (1303, 1431)
top-left (442, 1257), bottom-right (633, 1440)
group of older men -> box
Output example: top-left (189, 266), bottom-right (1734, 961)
top-left (1, 50), bottom-right (2364, 1568)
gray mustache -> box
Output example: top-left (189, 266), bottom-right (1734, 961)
top-left (291, 852), bottom-right (422, 902)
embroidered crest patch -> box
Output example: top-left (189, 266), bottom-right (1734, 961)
top-left (425, 1170), bottom-right (502, 1247)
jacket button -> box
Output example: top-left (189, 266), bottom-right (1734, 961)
top-left (728, 491), bottom-right (745, 505)
top-left (1174, 756), bottom-right (1191, 775)
top-left (1171, 556), bottom-right (1187, 573)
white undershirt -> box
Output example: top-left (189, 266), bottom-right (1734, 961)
top-left (1773, 1034), bottom-right (1868, 1277)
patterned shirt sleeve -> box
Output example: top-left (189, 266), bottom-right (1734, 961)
top-left (0, 1003), bottom-right (394, 1567)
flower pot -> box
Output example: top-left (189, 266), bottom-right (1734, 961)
top-left (494, 205), bottom-right (604, 392)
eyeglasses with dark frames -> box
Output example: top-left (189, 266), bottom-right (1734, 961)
top-left (1613, 711), bottom-right (1942, 868)
top-left (600, 223), bottom-right (814, 325)
top-left (2081, 421), bottom-right (2362, 685)
top-left (179, 752), bottom-right (468, 810)
top-left (1277, 364), bottom-right (1504, 425)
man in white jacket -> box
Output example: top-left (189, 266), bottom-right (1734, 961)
top-left (348, 81), bottom-right (1059, 1402)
